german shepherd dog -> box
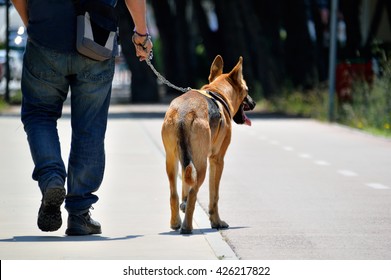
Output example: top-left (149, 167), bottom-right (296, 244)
top-left (161, 55), bottom-right (256, 234)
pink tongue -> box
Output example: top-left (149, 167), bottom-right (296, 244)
top-left (244, 114), bottom-right (252, 126)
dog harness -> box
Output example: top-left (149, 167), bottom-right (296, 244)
top-left (194, 90), bottom-right (233, 144)
top-left (195, 90), bottom-right (232, 119)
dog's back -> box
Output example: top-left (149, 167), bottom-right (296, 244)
top-left (162, 91), bottom-right (214, 187)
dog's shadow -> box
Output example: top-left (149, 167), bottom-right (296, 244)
top-left (0, 235), bottom-right (142, 243)
top-left (1, 227), bottom-right (248, 242)
top-left (159, 226), bottom-right (248, 236)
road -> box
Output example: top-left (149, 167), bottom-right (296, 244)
top-left (202, 117), bottom-right (391, 259)
top-left (1, 105), bottom-right (390, 260)
top-left (142, 112), bottom-right (391, 260)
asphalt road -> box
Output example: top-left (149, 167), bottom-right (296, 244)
top-left (2, 105), bottom-right (390, 261)
top-left (200, 117), bottom-right (391, 259)
top-left (144, 113), bottom-right (391, 260)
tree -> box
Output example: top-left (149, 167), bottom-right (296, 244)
top-left (150, 0), bottom-right (196, 97)
top-left (116, 0), bottom-right (159, 103)
top-left (340, 0), bottom-right (363, 59)
top-left (119, 0), bottom-right (385, 103)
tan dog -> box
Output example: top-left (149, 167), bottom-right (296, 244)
top-left (161, 55), bottom-right (255, 234)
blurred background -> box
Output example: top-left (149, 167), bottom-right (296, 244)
top-left (1, 0), bottom-right (391, 134)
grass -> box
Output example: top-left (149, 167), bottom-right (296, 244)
top-left (0, 89), bottom-right (22, 113)
top-left (336, 59), bottom-right (391, 137)
top-left (260, 59), bottom-right (391, 138)
top-left (264, 86), bottom-right (329, 121)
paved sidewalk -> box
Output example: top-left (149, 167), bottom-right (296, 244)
top-left (0, 105), bottom-right (237, 260)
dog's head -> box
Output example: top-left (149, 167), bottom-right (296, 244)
top-left (207, 55), bottom-right (256, 126)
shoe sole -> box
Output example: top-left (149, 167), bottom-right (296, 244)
top-left (65, 227), bottom-right (102, 236)
top-left (37, 188), bottom-right (66, 232)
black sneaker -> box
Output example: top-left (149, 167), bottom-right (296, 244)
top-left (37, 187), bottom-right (66, 232)
top-left (65, 212), bottom-right (102, 236)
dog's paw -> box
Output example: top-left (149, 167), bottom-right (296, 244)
top-left (180, 227), bottom-right (193, 234)
top-left (170, 217), bottom-right (182, 231)
top-left (180, 202), bottom-right (187, 213)
top-left (171, 223), bottom-right (181, 231)
top-left (211, 220), bottom-right (229, 229)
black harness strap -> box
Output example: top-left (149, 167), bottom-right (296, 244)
top-left (206, 90), bottom-right (232, 119)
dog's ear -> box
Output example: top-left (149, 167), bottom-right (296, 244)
top-left (228, 56), bottom-right (243, 83)
top-left (208, 55), bottom-right (224, 83)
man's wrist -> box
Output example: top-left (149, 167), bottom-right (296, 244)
top-left (133, 28), bottom-right (149, 37)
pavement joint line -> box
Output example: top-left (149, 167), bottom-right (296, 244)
top-left (193, 204), bottom-right (239, 260)
top-left (298, 153), bottom-right (312, 159)
top-left (337, 169), bottom-right (358, 177)
top-left (314, 160), bottom-right (331, 166)
top-left (366, 183), bottom-right (390, 190)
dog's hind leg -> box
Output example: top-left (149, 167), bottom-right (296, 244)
top-left (165, 150), bottom-right (181, 231)
top-left (180, 120), bottom-right (209, 234)
top-left (181, 124), bottom-right (210, 234)
top-left (208, 138), bottom-right (230, 229)
top-left (180, 161), bottom-right (206, 234)
top-left (162, 123), bottom-right (182, 231)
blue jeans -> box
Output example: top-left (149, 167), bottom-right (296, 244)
top-left (21, 40), bottom-right (114, 214)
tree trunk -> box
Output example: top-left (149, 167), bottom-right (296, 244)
top-left (251, 0), bottom-right (284, 97)
top-left (116, 0), bottom-right (159, 103)
top-left (282, 0), bottom-right (317, 89)
top-left (340, 0), bottom-right (363, 59)
top-left (150, 0), bottom-right (195, 96)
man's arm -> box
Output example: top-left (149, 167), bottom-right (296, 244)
top-left (125, 0), bottom-right (148, 35)
top-left (11, 0), bottom-right (29, 27)
top-left (125, 0), bottom-right (153, 61)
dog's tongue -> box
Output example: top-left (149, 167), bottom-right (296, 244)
top-left (243, 113), bottom-right (252, 126)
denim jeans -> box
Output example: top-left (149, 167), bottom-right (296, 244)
top-left (21, 40), bottom-right (115, 214)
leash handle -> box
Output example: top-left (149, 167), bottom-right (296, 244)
top-left (145, 56), bottom-right (192, 93)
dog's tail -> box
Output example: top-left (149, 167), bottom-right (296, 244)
top-left (178, 123), bottom-right (197, 186)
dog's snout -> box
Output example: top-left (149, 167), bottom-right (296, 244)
top-left (244, 95), bottom-right (256, 111)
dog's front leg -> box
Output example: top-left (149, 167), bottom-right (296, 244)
top-left (209, 154), bottom-right (229, 229)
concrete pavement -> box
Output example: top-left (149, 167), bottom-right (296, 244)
top-left (0, 104), bottom-right (237, 260)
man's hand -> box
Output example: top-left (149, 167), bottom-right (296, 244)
top-left (132, 32), bottom-right (153, 61)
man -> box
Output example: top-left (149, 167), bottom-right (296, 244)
top-left (11, 0), bottom-right (153, 235)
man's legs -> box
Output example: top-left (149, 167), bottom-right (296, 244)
top-left (21, 40), bottom-right (69, 231)
top-left (21, 39), bottom-right (114, 234)
top-left (65, 55), bottom-right (114, 235)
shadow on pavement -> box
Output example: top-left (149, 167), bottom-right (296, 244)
top-left (159, 226), bottom-right (248, 236)
top-left (0, 235), bottom-right (142, 242)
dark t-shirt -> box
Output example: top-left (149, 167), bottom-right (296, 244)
top-left (27, 0), bottom-right (76, 52)
top-left (27, 0), bottom-right (119, 52)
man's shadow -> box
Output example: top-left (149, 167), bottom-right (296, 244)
top-left (0, 235), bottom-right (142, 243)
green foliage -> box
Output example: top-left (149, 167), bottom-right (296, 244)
top-left (10, 89), bottom-right (23, 104)
top-left (260, 58), bottom-right (391, 137)
top-left (0, 97), bottom-right (7, 111)
top-left (265, 85), bottom-right (329, 120)
top-left (150, 38), bottom-right (163, 73)
top-left (0, 90), bottom-right (22, 113)
top-left (337, 59), bottom-right (391, 136)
